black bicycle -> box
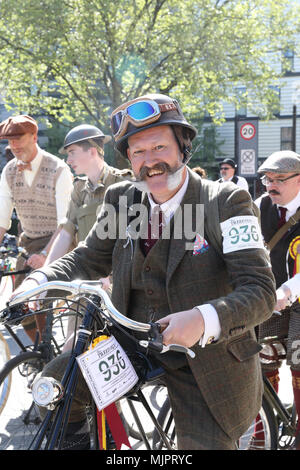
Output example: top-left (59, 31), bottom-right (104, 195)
top-left (0, 280), bottom-right (195, 450)
top-left (0, 234), bottom-right (30, 306)
top-left (0, 293), bottom-right (84, 450)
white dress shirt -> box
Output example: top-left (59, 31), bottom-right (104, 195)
top-left (0, 146), bottom-right (73, 230)
top-left (221, 175), bottom-right (249, 191)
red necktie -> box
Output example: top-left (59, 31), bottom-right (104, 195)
top-left (278, 206), bottom-right (287, 228)
top-left (141, 206), bottom-right (163, 256)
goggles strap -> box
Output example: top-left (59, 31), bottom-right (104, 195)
top-left (158, 102), bottom-right (177, 113)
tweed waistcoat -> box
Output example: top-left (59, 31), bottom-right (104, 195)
top-left (128, 218), bottom-right (188, 370)
top-left (6, 152), bottom-right (64, 239)
top-left (260, 194), bottom-right (300, 288)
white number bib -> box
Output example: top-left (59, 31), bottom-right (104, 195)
top-left (220, 216), bottom-right (264, 254)
top-left (76, 336), bottom-right (138, 411)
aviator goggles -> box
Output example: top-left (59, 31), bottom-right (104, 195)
top-left (260, 173), bottom-right (300, 186)
top-left (111, 98), bottom-right (178, 141)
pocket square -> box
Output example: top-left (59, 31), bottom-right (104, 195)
top-left (193, 233), bottom-right (210, 255)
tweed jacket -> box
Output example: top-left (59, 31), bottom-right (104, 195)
top-left (41, 168), bottom-right (276, 440)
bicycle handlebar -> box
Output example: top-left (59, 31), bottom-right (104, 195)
top-left (8, 279), bottom-right (195, 358)
top-left (9, 279), bottom-right (151, 333)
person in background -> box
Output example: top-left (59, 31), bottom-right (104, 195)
top-left (45, 124), bottom-right (132, 267)
top-left (44, 124), bottom-right (132, 350)
top-left (192, 165), bottom-right (207, 178)
top-left (217, 158), bottom-right (249, 191)
top-left (254, 150), bottom-right (300, 449)
top-left (0, 114), bottom-right (73, 341)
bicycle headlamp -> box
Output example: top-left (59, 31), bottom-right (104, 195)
top-left (32, 376), bottom-right (64, 409)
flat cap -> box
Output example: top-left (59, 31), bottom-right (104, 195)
top-left (258, 150), bottom-right (300, 174)
top-left (0, 115), bottom-right (38, 140)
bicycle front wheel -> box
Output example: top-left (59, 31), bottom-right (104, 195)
top-left (119, 384), bottom-right (168, 441)
top-left (0, 351), bottom-right (44, 450)
top-left (237, 396), bottom-right (278, 450)
top-left (0, 331), bottom-right (11, 414)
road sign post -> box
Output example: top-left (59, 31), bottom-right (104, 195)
top-left (236, 118), bottom-right (259, 178)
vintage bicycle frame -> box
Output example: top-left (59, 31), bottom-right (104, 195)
top-left (9, 280), bottom-right (193, 450)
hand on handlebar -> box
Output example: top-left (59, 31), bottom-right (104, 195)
top-left (157, 308), bottom-right (205, 349)
top-left (26, 253), bottom-right (46, 270)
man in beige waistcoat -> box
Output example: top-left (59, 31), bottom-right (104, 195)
top-left (0, 115), bottom-right (73, 341)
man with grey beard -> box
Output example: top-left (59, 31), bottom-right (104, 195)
top-left (12, 94), bottom-right (275, 450)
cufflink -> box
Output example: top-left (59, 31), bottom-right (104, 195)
top-left (206, 336), bottom-right (215, 345)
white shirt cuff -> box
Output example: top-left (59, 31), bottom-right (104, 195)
top-left (194, 304), bottom-right (221, 348)
top-left (26, 271), bottom-right (48, 285)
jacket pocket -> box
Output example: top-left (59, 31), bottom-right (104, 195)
top-left (227, 335), bottom-right (262, 362)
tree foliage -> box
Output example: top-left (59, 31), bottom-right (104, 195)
top-left (0, 0), bottom-right (299, 133)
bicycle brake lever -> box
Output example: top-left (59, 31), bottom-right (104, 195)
top-left (161, 343), bottom-right (196, 359)
top-left (139, 340), bottom-right (195, 359)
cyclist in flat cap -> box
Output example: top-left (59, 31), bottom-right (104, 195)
top-left (253, 150), bottom-right (300, 449)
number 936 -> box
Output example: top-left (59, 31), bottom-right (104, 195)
top-left (229, 224), bottom-right (259, 244)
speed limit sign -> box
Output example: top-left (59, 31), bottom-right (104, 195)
top-left (240, 122), bottom-right (256, 140)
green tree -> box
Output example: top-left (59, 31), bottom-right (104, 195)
top-left (0, 0), bottom-right (299, 134)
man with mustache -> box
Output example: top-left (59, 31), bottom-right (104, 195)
top-left (12, 94), bottom-right (275, 450)
top-left (253, 150), bottom-right (300, 449)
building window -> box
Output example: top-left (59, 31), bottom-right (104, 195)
top-left (282, 49), bottom-right (294, 73)
top-left (269, 86), bottom-right (281, 115)
top-left (281, 127), bottom-right (293, 150)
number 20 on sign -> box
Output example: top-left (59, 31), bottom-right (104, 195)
top-left (240, 123), bottom-right (256, 140)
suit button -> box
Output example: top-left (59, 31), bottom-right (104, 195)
top-left (147, 289), bottom-right (153, 295)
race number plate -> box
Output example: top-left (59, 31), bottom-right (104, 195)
top-left (220, 215), bottom-right (264, 254)
top-left (76, 336), bottom-right (138, 411)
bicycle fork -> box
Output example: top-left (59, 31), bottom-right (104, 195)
top-left (29, 298), bottom-right (100, 450)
